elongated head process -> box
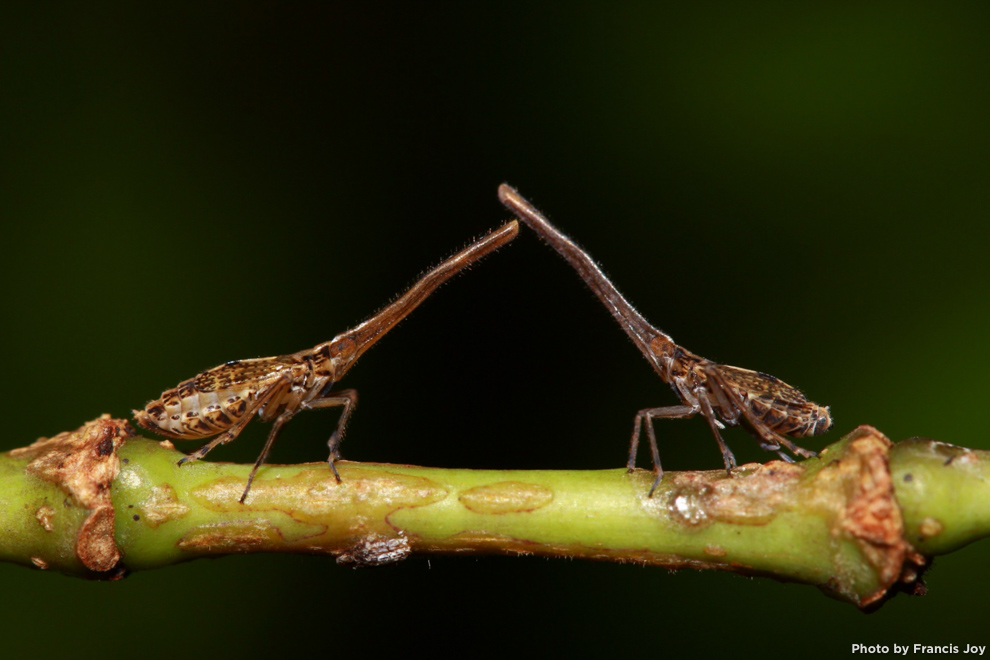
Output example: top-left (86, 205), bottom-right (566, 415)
top-left (135, 220), bottom-right (519, 502)
top-left (498, 183), bottom-right (831, 495)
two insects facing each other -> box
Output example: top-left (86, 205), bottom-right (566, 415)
top-left (135, 186), bottom-right (833, 502)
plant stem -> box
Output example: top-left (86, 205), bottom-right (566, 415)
top-left (2, 417), bottom-right (988, 609)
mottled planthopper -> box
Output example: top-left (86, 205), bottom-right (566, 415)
top-left (498, 184), bottom-right (831, 495)
top-left (135, 220), bottom-right (519, 502)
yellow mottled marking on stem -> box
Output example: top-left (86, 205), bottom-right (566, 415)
top-left (178, 520), bottom-right (284, 552)
top-left (136, 485), bottom-right (190, 528)
top-left (182, 466), bottom-right (449, 550)
top-left (189, 467), bottom-right (448, 515)
top-left (458, 481), bottom-right (554, 514)
top-left (919, 517), bottom-right (944, 539)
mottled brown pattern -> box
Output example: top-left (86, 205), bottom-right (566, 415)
top-left (176, 380), bottom-right (198, 399)
top-left (194, 357), bottom-right (297, 392)
top-left (224, 395), bottom-right (247, 418)
top-left (717, 365), bottom-right (819, 413)
top-left (203, 407), bottom-right (232, 429)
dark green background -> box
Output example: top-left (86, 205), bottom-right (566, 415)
top-left (2, 3), bottom-right (989, 657)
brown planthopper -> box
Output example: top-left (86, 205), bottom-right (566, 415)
top-left (134, 220), bottom-right (519, 502)
top-left (498, 184), bottom-right (831, 495)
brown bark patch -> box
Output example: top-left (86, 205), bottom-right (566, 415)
top-left (651, 460), bottom-right (804, 528)
top-left (10, 415), bottom-right (132, 574)
top-left (337, 533), bottom-right (412, 567)
top-left (813, 425), bottom-right (925, 608)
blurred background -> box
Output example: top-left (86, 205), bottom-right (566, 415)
top-left (2, 2), bottom-right (989, 657)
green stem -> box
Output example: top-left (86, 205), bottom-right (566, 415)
top-left (890, 438), bottom-right (990, 555)
top-left (2, 417), bottom-right (988, 609)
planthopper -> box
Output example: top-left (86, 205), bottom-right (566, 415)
top-left (135, 220), bottom-right (519, 502)
top-left (498, 184), bottom-right (831, 495)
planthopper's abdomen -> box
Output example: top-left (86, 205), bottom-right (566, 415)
top-left (133, 356), bottom-right (295, 439)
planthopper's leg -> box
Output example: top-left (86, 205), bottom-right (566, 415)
top-left (697, 389), bottom-right (738, 475)
top-left (301, 388), bottom-right (359, 482)
top-left (628, 404), bottom-right (696, 496)
top-left (239, 403), bottom-right (297, 504)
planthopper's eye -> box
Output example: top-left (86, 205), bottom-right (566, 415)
top-left (813, 409), bottom-right (833, 435)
